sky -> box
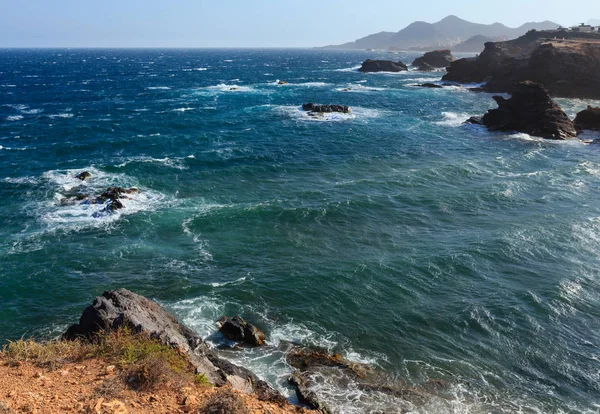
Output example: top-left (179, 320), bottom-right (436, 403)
top-left (1, 0), bottom-right (599, 48)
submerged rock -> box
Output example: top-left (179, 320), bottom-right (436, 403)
top-left (62, 289), bottom-right (284, 403)
top-left (277, 80), bottom-right (288, 85)
top-left (575, 106), bottom-right (600, 131)
top-left (417, 83), bottom-right (443, 88)
top-left (412, 50), bottom-right (455, 70)
top-left (358, 59), bottom-right (408, 73)
top-left (75, 171), bottom-right (92, 181)
top-left (302, 103), bottom-right (352, 114)
top-left (216, 315), bottom-right (266, 347)
top-left (479, 81), bottom-right (577, 140)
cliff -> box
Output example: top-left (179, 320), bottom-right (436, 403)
top-left (443, 30), bottom-right (600, 98)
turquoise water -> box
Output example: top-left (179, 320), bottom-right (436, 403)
top-left (1, 49), bottom-right (600, 413)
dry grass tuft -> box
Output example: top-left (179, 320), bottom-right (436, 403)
top-left (2, 328), bottom-right (199, 392)
top-left (197, 388), bottom-right (250, 414)
top-left (2, 338), bottom-right (86, 369)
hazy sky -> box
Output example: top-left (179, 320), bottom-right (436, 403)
top-left (1, 0), bottom-right (599, 47)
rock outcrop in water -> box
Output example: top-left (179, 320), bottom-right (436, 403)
top-left (358, 59), bottom-right (408, 73)
top-left (302, 103), bottom-right (352, 114)
top-left (575, 106), bottom-right (600, 131)
top-left (284, 344), bottom-right (448, 413)
top-left (442, 30), bottom-right (600, 98)
top-left (412, 50), bottom-right (455, 70)
top-left (469, 81), bottom-right (577, 140)
top-left (74, 171), bottom-right (92, 181)
top-left (93, 186), bottom-right (138, 214)
top-left (216, 315), bottom-right (266, 347)
top-left (63, 289), bottom-right (285, 403)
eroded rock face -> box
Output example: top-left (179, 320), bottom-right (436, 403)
top-left (302, 103), bottom-right (352, 114)
top-left (216, 316), bottom-right (266, 347)
top-left (575, 106), bottom-right (600, 131)
top-left (479, 81), bottom-right (577, 140)
top-left (358, 59), bottom-right (408, 73)
top-left (62, 289), bottom-right (284, 403)
top-left (443, 31), bottom-right (600, 98)
top-left (412, 50), bottom-right (455, 70)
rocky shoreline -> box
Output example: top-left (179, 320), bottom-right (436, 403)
top-left (442, 30), bottom-right (600, 98)
top-left (46, 289), bottom-right (450, 413)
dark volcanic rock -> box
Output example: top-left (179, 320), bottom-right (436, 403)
top-left (412, 50), bottom-right (455, 69)
top-left (302, 103), bottom-right (352, 114)
top-left (93, 186), bottom-right (139, 214)
top-left (75, 171), bottom-right (92, 181)
top-left (575, 106), bottom-right (600, 131)
top-left (358, 59), bottom-right (408, 73)
top-left (417, 82), bottom-right (443, 88)
top-left (416, 62), bottom-right (435, 71)
top-left (289, 372), bottom-right (332, 413)
top-left (216, 315), bottom-right (266, 347)
top-left (465, 116), bottom-right (483, 125)
top-left (443, 31), bottom-right (600, 98)
top-left (480, 81), bottom-right (577, 139)
top-left (63, 289), bottom-right (284, 402)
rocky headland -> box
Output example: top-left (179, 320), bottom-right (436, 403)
top-left (443, 30), bottom-right (600, 98)
top-left (412, 50), bottom-right (455, 71)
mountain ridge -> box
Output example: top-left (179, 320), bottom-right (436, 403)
top-left (322, 15), bottom-right (559, 51)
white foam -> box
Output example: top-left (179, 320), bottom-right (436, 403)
top-left (334, 66), bottom-right (361, 72)
top-left (435, 112), bottom-right (471, 127)
top-left (48, 113), bottom-right (74, 119)
top-left (146, 86), bottom-right (171, 90)
top-left (34, 167), bottom-right (167, 232)
top-left (115, 156), bottom-right (188, 170)
top-left (335, 84), bottom-right (387, 93)
top-left (183, 67), bottom-right (208, 72)
top-left (172, 107), bottom-right (194, 112)
top-left (6, 115), bottom-right (23, 121)
top-left (274, 105), bottom-right (381, 123)
top-left (209, 277), bottom-right (247, 288)
top-left (197, 84), bottom-right (256, 94)
top-left (21, 108), bottom-right (43, 114)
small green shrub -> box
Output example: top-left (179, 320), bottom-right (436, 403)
top-left (194, 373), bottom-right (212, 386)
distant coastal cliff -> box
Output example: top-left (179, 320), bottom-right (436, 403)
top-left (443, 30), bottom-right (600, 99)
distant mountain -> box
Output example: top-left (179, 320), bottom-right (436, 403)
top-left (451, 35), bottom-right (497, 53)
top-left (322, 15), bottom-right (559, 50)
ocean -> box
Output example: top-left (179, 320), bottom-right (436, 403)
top-left (1, 48), bottom-right (599, 413)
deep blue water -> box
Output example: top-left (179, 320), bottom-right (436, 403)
top-left (1, 49), bottom-right (600, 413)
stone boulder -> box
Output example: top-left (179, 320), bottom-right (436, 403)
top-left (75, 171), bottom-right (92, 181)
top-left (216, 316), bottom-right (266, 347)
top-left (358, 59), bottom-right (408, 73)
top-left (302, 103), bottom-right (352, 114)
top-left (412, 50), bottom-right (455, 70)
top-left (94, 187), bottom-right (139, 213)
top-left (63, 289), bottom-right (284, 403)
top-left (575, 106), bottom-right (600, 131)
top-left (479, 81), bottom-right (577, 140)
